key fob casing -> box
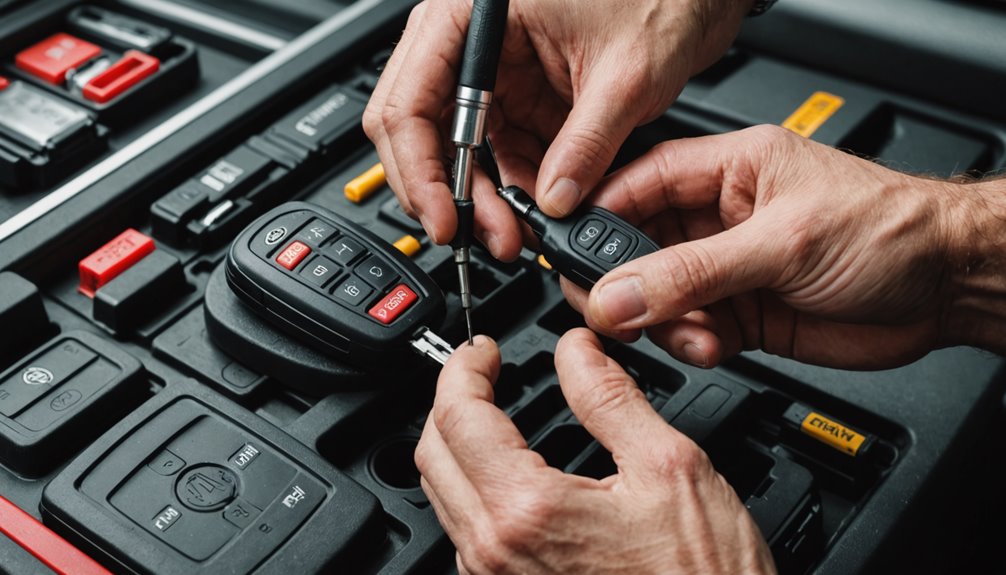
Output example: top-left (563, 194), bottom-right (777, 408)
top-left (225, 201), bottom-right (445, 367)
top-left (539, 206), bottom-right (660, 290)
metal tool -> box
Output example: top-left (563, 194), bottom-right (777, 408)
top-left (449, 0), bottom-right (509, 344)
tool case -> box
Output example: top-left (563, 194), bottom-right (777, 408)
top-left (0, 0), bottom-right (1005, 573)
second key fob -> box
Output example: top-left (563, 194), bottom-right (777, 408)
top-left (539, 205), bottom-right (661, 290)
top-left (226, 201), bottom-right (445, 368)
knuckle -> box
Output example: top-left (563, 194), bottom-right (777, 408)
top-left (465, 525), bottom-right (510, 573)
top-left (659, 243), bottom-right (719, 308)
top-left (413, 436), bottom-right (431, 474)
top-left (432, 397), bottom-right (465, 438)
top-left (745, 124), bottom-right (799, 161)
top-left (747, 123), bottom-right (791, 145)
top-left (648, 433), bottom-right (709, 481)
top-left (405, 1), bottom-right (429, 29)
top-left (565, 123), bottom-right (620, 170)
top-left (577, 370), bottom-right (641, 429)
top-left (362, 105), bottom-right (383, 141)
top-left (490, 486), bottom-right (554, 551)
top-left (380, 95), bottom-right (408, 132)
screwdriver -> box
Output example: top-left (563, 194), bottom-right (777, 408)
top-left (478, 139), bottom-right (661, 290)
top-left (450, 0), bottom-right (509, 344)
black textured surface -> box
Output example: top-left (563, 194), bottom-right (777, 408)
top-left (458, 0), bottom-right (508, 91)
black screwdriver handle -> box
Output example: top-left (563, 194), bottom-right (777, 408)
top-left (459, 0), bottom-right (509, 92)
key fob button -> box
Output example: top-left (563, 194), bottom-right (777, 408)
top-left (325, 237), bottom-right (366, 266)
top-left (332, 277), bottom-right (373, 307)
top-left (575, 219), bottom-right (607, 251)
top-left (275, 241), bottom-right (311, 270)
top-left (354, 255), bottom-right (397, 290)
top-left (251, 212), bottom-right (310, 260)
top-left (595, 229), bottom-right (632, 264)
top-left (368, 284), bottom-right (418, 325)
top-left (299, 256), bottom-right (340, 288)
top-left (296, 219), bottom-right (338, 247)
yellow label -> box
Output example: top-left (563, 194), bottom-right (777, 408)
top-left (781, 92), bottom-right (845, 138)
top-left (536, 255), bottom-right (553, 270)
top-left (800, 412), bottom-right (866, 456)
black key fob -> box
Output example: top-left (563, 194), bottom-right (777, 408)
top-left (539, 204), bottom-right (660, 290)
top-left (225, 201), bottom-right (445, 367)
top-left (496, 185), bottom-right (660, 290)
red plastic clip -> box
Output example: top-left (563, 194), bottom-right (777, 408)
top-left (15, 33), bottom-right (101, 85)
top-left (78, 228), bottom-right (155, 297)
top-left (82, 50), bottom-right (159, 104)
top-left (0, 495), bottom-right (112, 575)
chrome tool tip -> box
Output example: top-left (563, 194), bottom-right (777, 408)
top-left (464, 308), bottom-right (474, 345)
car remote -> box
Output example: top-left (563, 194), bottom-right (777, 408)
top-left (226, 201), bottom-right (453, 368)
top-left (497, 185), bottom-right (660, 289)
top-left (478, 141), bottom-right (660, 290)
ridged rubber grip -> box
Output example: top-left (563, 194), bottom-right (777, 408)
top-left (459, 0), bottom-right (509, 92)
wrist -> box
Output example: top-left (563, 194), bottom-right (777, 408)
top-left (939, 177), bottom-right (1006, 353)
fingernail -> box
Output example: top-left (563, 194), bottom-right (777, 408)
top-left (682, 343), bottom-right (708, 368)
top-left (596, 277), bottom-right (647, 327)
top-left (542, 178), bottom-right (581, 216)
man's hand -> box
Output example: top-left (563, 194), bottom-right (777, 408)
top-left (561, 125), bottom-right (995, 370)
top-left (417, 330), bottom-right (775, 574)
top-left (364, 0), bottom-right (749, 261)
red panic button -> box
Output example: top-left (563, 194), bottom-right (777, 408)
top-left (82, 50), bottom-right (159, 104)
top-left (368, 284), bottom-right (418, 324)
top-left (0, 76), bottom-right (9, 91)
top-left (16, 33), bottom-right (101, 85)
top-left (78, 229), bottom-right (155, 297)
top-left (276, 241), bottom-right (311, 270)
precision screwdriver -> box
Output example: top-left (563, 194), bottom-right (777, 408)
top-left (449, 0), bottom-right (509, 344)
top-left (478, 139), bottom-right (660, 290)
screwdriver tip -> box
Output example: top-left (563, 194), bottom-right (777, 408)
top-left (464, 308), bottom-right (474, 345)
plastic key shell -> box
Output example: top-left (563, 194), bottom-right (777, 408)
top-left (225, 201), bottom-right (445, 367)
top-left (540, 206), bottom-right (660, 290)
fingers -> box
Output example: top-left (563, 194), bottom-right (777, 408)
top-left (472, 170), bottom-right (524, 261)
top-left (432, 336), bottom-right (546, 484)
top-left (415, 416), bottom-right (481, 537)
top-left (590, 127), bottom-right (775, 224)
top-left (644, 311), bottom-right (724, 368)
top-left (364, 0), bottom-right (470, 244)
top-left (535, 72), bottom-right (648, 218)
top-left (585, 214), bottom-right (785, 332)
top-left (559, 277), bottom-right (641, 342)
top-left (554, 328), bottom-right (684, 482)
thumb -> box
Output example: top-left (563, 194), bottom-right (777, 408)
top-left (535, 74), bottom-right (647, 218)
top-left (587, 216), bottom-right (786, 331)
top-left (554, 328), bottom-right (681, 479)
